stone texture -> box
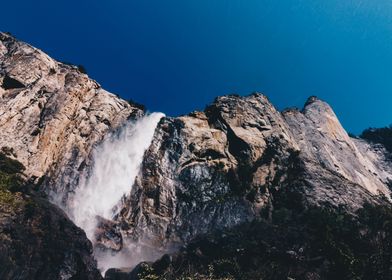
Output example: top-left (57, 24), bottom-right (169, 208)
top-left (110, 94), bottom-right (298, 249)
top-left (0, 193), bottom-right (103, 280)
top-left (0, 32), bottom-right (143, 203)
top-left (104, 94), bottom-right (392, 254)
top-left (2, 33), bottom-right (392, 278)
top-left (283, 96), bottom-right (390, 196)
top-left (0, 152), bottom-right (102, 280)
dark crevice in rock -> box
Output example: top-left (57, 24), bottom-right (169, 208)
top-left (226, 126), bottom-right (252, 164)
top-left (195, 149), bottom-right (226, 160)
top-left (37, 91), bottom-right (57, 129)
top-left (1, 75), bottom-right (25, 90)
top-left (205, 103), bottom-right (252, 164)
top-left (31, 128), bottom-right (40, 136)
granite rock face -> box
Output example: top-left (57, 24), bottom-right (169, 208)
top-left (0, 32), bottom-right (142, 203)
top-left (283, 96), bottom-right (391, 197)
top-left (0, 32), bottom-right (143, 278)
top-left (2, 33), bottom-right (392, 279)
top-left (108, 94), bottom-right (392, 254)
top-left (112, 94), bottom-right (299, 249)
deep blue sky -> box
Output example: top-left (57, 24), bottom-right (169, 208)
top-left (1, 1), bottom-right (392, 133)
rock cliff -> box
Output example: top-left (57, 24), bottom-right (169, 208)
top-left (108, 94), bottom-right (391, 254)
top-left (0, 32), bottom-right (142, 203)
top-left (1, 33), bottom-right (392, 279)
top-left (114, 94), bottom-right (300, 248)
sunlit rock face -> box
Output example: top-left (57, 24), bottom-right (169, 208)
top-left (111, 94), bottom-right (299, 249)
top-left (109, 94), bottom-right (392, 254)
top-left (283, 96), bottom-right (390, 197)
top-left (0, 32), bottom-right (143, 203)
top-left (2, 33), bottom-right (392, 278)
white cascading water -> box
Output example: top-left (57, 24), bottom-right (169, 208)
top-left (67, 112), bottom-right (164, 271)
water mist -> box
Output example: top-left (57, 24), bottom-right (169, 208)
top-left (68, 112), bottom-right (164, 272)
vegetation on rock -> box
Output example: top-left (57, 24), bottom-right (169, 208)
top-left (361, 125), bottom-right (392, 154)
top-left (132, 191), bottom-right (392, 280)
top-left (0, 152), bottom-right (102, 280)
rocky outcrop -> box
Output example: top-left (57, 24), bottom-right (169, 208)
top-left (105, 96), bottom-right (392, 280)
top-left (0, 32), bottom-right (143, 203)
top-left (0, 194), bottom-right (103, 280)
top-left (0, 153), bottom-right (102, 280)
top-left (283, 96), bottom-right (391, 197)
top-left (2, 33), bottom-right (392, 279)
top-left (105, 94), bottom-right (392, 256)
top-left (111, 94), bottom-right (300, 250)
top-left (123, 197), bottom-right (392, 280)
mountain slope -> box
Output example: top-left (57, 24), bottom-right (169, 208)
top-left (106, 94), bottom-right (391, 254)
top-left (1, 33), bottom-right (392, 280)
top-left (0, 32), bottom-right (143, 203)
top-left (0, 153), bottom-right (102, 280)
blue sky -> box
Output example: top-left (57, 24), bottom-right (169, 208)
top-left (1, 1), bottom-right (392, 133)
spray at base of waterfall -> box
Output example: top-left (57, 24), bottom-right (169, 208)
top-left (94, 241), bottom-right (169, 273)
top-left (66, 112), bottom-right (164, 273)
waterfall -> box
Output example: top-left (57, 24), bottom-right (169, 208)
top-left (67, 112), bottom-right (164, 271)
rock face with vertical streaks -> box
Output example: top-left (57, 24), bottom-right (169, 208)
top-left (0, 32), bottom-right (143, 204)
top-left (2, 32), bottom-right (392, 280)
top-left (108, 94), bottom-right (391, 255)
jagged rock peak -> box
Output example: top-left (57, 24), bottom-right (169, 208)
top-left (284, 97), bottom-right (391, 197)
top-left (2, 34), bottom-right (392, 279)
top-left (303, 95), bottom-right (321, 107)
